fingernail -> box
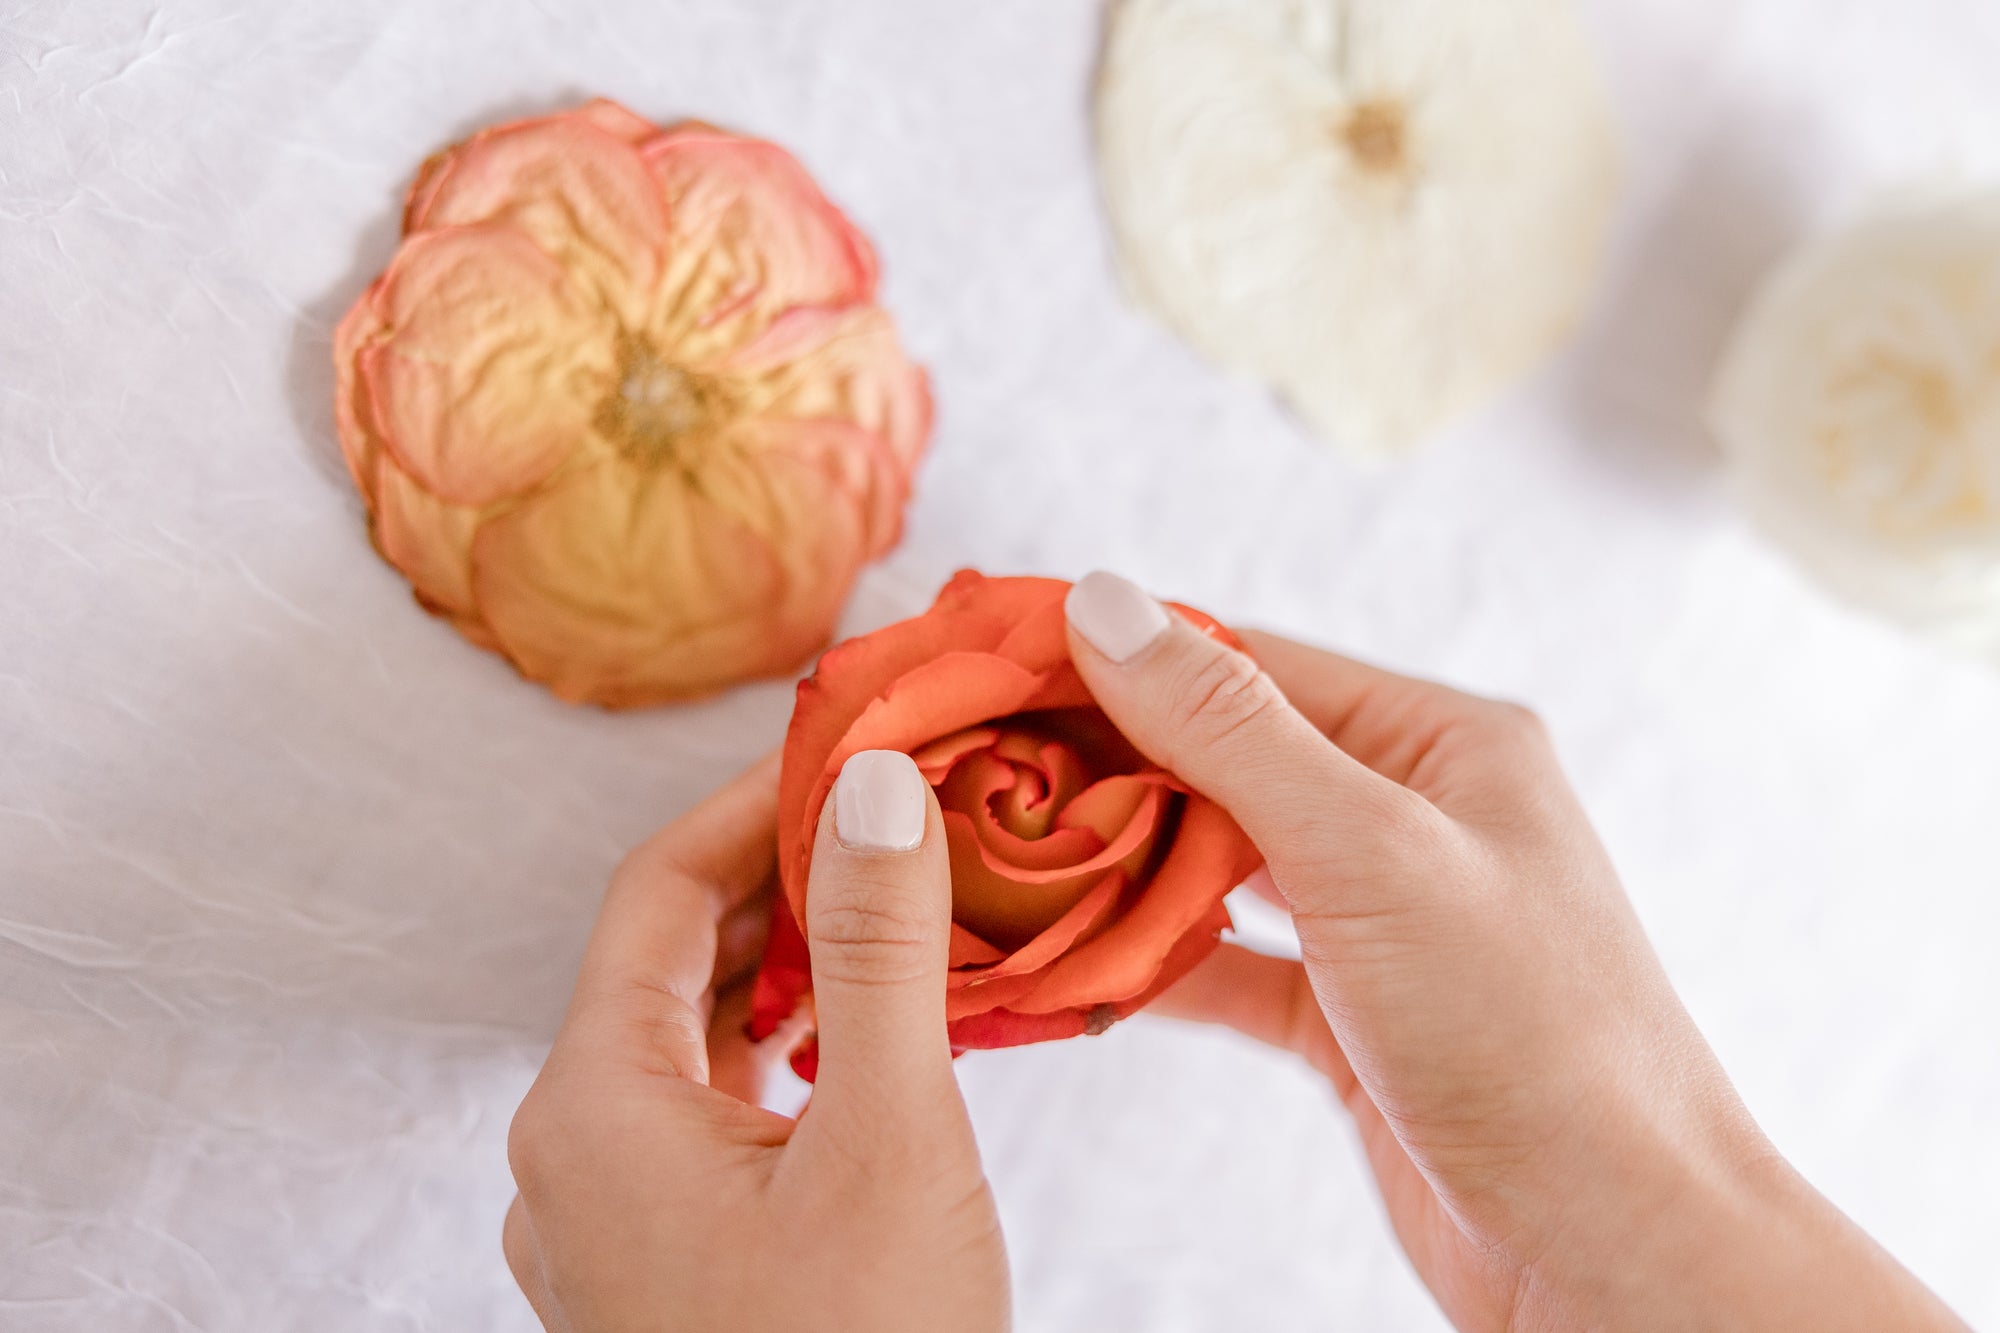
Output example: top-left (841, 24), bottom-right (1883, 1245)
top-left (1066, 571), bottom-right (1171, 664)
top-left (833, 750), bottom-right (928, 852)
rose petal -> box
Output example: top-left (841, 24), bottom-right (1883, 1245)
top-left (943, 811), bottom-right (1102, 949)
top-left (786, 653), bottom-right (1050, 906)
top-left (640, 126), bottom-right (879, 362)
top-left (370, 452), bottom-right (481, 623)
top-left (778, 577), bottom-right (1084, 908)
top-left (724, 306), bottom-right (932, 487)
top-left (1009, 796), bottom-right (1258, 1013)
top-left (470, 431), bottom-right (862, 706)
top-left (947, 1003), bottom-right (1088, 1049)
top-left (991, 593), bottom-right (1072, 672)
top-left (332, 277), bottom-right (392, 498)
top-left (910, 726), bottom-right (1001, 782)
top-left (402, 105), bottom-right (671, 326)
top-left (360, 227), bottom-right (614, 507)
top-left (944, 900), bottom-right (1231, 1051)
top-left (1055, 772), bottom-right (1167, 843)
top-left (948, 924), bottom-right (1008, 969)
top-left (747, 897), bottom-right (813, 1042)
top-left (956, 870), bottom-right (1126, 988)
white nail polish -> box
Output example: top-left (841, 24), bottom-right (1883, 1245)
top-left (833, 750), bottom-right (928, 852)
top-left (1066, 571), bottom-right (1172, 664)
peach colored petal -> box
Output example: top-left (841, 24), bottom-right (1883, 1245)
top-left (361, 227), bottom-right (613, 507)
top-left (470, 438), bottom-right (861, 707)
top-left (332, 277), bottom-right (392, 499)
top-left (1010, 797), bottom-right (1257, 1013)
top-left (1057, 772), bottom-right (1166, 842)
top-left (910, 726), bottom-right (1001, 782)
top-left (968, 782), bottom-right (1162, 885)
top-left (725, 305), bottom-right (932, 481)
top-left (369, 453), bottom-right (481, 622)
top-left (402, 105), bottom-right (670, 326)
top-left (640, 126), bottom-right (878, 361)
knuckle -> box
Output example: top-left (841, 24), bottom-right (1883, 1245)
top-left (601, 974), bottom-right (709, 1079)
top-left (1488, 700), bottom-right (1550, 744)
top-left (807, 893), bottom-right (932, 984)
top-left (506, 1091), bottom-right (557, 1198)
top-left (1166, 648), bottom-right (1286, 751)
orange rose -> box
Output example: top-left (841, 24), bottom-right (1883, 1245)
top-left (333, 99), bottom-right (929, 706)
top-left (750, 572), bottom-right (1264, 1079)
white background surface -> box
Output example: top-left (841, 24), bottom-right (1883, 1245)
top-left (4, 1), bottom-right (1999, 1328)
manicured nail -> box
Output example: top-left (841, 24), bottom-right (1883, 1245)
top-left (1066, 571), bottom-right (1171, 664)
top-left (833, 750), bottom-right (928, 852)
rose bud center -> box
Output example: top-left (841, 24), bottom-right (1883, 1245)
top-left (922, 711), bottom-right (1176, 951)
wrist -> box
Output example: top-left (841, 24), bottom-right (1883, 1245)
top-left (1516, 1121), bottom-right (1964, 1332)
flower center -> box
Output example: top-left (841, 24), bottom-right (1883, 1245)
top-left (1340, 99), bottom-right (1409, 176)
top-left (594, 337), bottom-right (741, 467)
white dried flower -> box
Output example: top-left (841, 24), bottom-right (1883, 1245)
top-left (1095, 0), bottom-right (1620, 460)
top-left (1710, 193), bottom-right (2000, 656)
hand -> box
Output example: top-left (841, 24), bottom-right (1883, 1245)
top-left (1062, 571), bottom-right (1967, 1332)
top-left (503, 753), bottom-right (1010, 1333)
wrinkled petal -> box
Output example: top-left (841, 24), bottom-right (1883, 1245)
top-left (403, 104), bottom-right (671, 325)
top-left (726, 305), bottom-right (932, 488)
top-left (370, 453), bottom-right (481, 623)
top-left (641, 125), bottom-right (879, 361)
top-left (360, 226), bottom-right (613, 506)
top-left (333, 277), bottom-right (392, 498)
top-left (470, 433), bottom-right (863, 707)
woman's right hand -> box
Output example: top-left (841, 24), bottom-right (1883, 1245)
top-left (1060, 571), bottom-right (1967, 1332)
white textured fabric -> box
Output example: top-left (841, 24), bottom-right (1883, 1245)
top-left (3, 2), bottom-right (1998, 1329)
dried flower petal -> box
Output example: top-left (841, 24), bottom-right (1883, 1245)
top-left (333, 99), bottom-right (929, 705)
top-left (1710, 192), bottom-right (2000, 655)
top-left (1096, 0), bottom-right (1619, 458)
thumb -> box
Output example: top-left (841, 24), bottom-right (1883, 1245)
top-left (1063, 572), bottom-right (1428, 886)
top-left (801, 749), bottom-right (966, 1142)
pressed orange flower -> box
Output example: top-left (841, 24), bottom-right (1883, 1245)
top-left (334, 100), bottom-right (930, 706)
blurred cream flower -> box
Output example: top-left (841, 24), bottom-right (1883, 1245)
top-left (1095, 0), bottom-right (1619, 460)
top-left (1710, 194), bottom-right (2000, 655)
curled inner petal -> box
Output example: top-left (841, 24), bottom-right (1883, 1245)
top-left (930, 724), bottom-right (1173, 950)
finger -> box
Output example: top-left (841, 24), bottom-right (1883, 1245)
top-left (1064, 572), bottom-right (1437, 888)
top-left (707, 972), bottom-right (809, 1108)
top-left (1235, 629), bottom-right (1526, 788)
top-left (794, 749), bottom-right (969, 1150)
top-left (1151, 943), bottom-right (1359, 1098)
top-left (560, 752), bottom-right (781, 1084)
top-left (712, 890), bottom-right (774, 994)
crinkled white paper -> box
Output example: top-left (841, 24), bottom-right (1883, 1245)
top-left (3, 2), bottom-right (1999, 1330)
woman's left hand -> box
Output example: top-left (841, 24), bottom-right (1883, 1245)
top-left (502, 752), bottom-right (1010, 1333)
